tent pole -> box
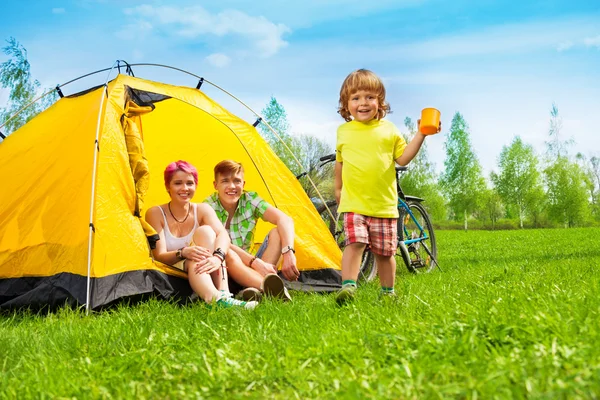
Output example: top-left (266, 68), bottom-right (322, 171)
top-left (85, 61), bottom-right (121, 314)
top-left (85, 85), bottom-right (108, 314)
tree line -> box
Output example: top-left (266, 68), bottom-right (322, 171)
top-left (2, 37), bottom-right (598, 230)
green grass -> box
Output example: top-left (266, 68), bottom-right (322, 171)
top-left (2, 228), bottom-right (599, 399)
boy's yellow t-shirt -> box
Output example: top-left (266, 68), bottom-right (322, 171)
top-left (335, 119), bottom-right (407, 218)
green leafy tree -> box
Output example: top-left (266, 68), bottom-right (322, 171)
top-left (542, 105), bottom-right (590, 227)
top-left (0, 37), bottom-right (57, 137)
top-left (480, 187), bottom-right (504, 230)
top-left (524, 184), bottom-right (546, 228)
top-left (575, 153), bottom-right (600, 222)
top-left (439, 112), bottom-right (486, 230)
top-left (589, 156), bottom-right (600, 221)
top-left (294, 134), bottom-right (334, 200)
top-left (258, 96), bottom-right (302, 176)
top-left (544, 157), bottom-right (590, 227)
top-left (491, 136), bottom-right (543, 228)
top-left (415, 181), bottom-right (447, 223)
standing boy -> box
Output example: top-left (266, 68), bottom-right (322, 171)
top-left (334, 69), bottom-right (439, 304)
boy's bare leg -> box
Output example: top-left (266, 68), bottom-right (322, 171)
top-left (341, 242), bottom-right (367, 282)
top-left (336, 242), bottom-right (366, 304)
top-left (226, 251), bottom-right (263, 289)
top-left (374, 253), bottom-right (396, 288)
top-left (260, 228), bottom-right (282, 266)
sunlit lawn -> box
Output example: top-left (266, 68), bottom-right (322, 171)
top-left (1, 228), bottom-right (599, 399)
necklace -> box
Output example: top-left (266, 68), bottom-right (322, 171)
top-left (168, 202), bottom-right (190, 223)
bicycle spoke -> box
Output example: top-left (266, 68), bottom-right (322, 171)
top-left (420, 241), bottom-right (443, 272)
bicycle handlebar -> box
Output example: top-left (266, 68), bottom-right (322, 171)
top-left (319, 153), bottom-right (336, 162)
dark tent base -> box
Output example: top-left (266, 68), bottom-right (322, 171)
top-left (1, 268), bottom-right (342, 312)
top-left (0, 270), bottom-right (193, 312)
top-left (284, 269), bottom-right (342, 292)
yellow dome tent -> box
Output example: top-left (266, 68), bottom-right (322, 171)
top-left (0, 66), bottom-right (341, 311)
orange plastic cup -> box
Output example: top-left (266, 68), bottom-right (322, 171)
top-left (419, 108), bottom-right (441, 135)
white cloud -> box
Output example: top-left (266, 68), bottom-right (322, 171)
top-left (123, 5), bottom-right (290, 58)
top-left (206, 53), bottom-right (231, 68)
top-left (584, 35), bottom-right (600, 48)
top-left (208, 0), bottom-right (422, 29)
top-left (557, 41), bottom-right (573, 52)
top-left (52, 8), bottom-right (65, 14)
top-left (556, 35), bottom-right (600, 52)
top-left (115, 20), bottom-right (153, 40)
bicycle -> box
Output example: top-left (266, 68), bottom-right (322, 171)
top-left (313, 154), bottom-right (441, 282)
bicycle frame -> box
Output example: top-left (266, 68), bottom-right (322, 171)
top-left (398, 198), bottom-right (430, 246)
top-left (396, 168), bottom-right (426, 246)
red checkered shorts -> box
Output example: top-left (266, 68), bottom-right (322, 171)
top-left (342, 212), bottom-right (398, 256)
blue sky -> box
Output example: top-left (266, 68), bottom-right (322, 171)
top-left (1, 0), bottom-right (599, 176)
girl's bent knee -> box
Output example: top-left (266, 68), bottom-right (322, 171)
top-left (194, 225), bottom-right (216, 242)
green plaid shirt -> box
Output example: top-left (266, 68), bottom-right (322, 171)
top-left (204, 191), bottom-right (269, 251)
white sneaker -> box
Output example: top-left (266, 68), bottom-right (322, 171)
top-left (216, 296), bottom-right (258, 310)
top-left (243, 300), bottom-right (259, 310)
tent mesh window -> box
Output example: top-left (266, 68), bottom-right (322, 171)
top-left (126, 86), bottom-right (171, 107)
top-left (65, 84), bottom-right (172, 107)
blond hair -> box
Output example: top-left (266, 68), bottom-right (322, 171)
top-left (337, 69), bottom-right (391, 122)
top-left (214, 159), bottom-right (244, 180)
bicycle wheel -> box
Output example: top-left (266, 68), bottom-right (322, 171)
top-left (316, 200), bottom-right (338, 236)
top-left (334, 212), bottom-right (377, 282)
top-left (399, 200), bottom-right (437, 273)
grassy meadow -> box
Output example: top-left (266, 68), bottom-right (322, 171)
top-left (1, 228), bottom-right (599, 399)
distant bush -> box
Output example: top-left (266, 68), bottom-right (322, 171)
top-left (435, 217), bottom-right (600, 230)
